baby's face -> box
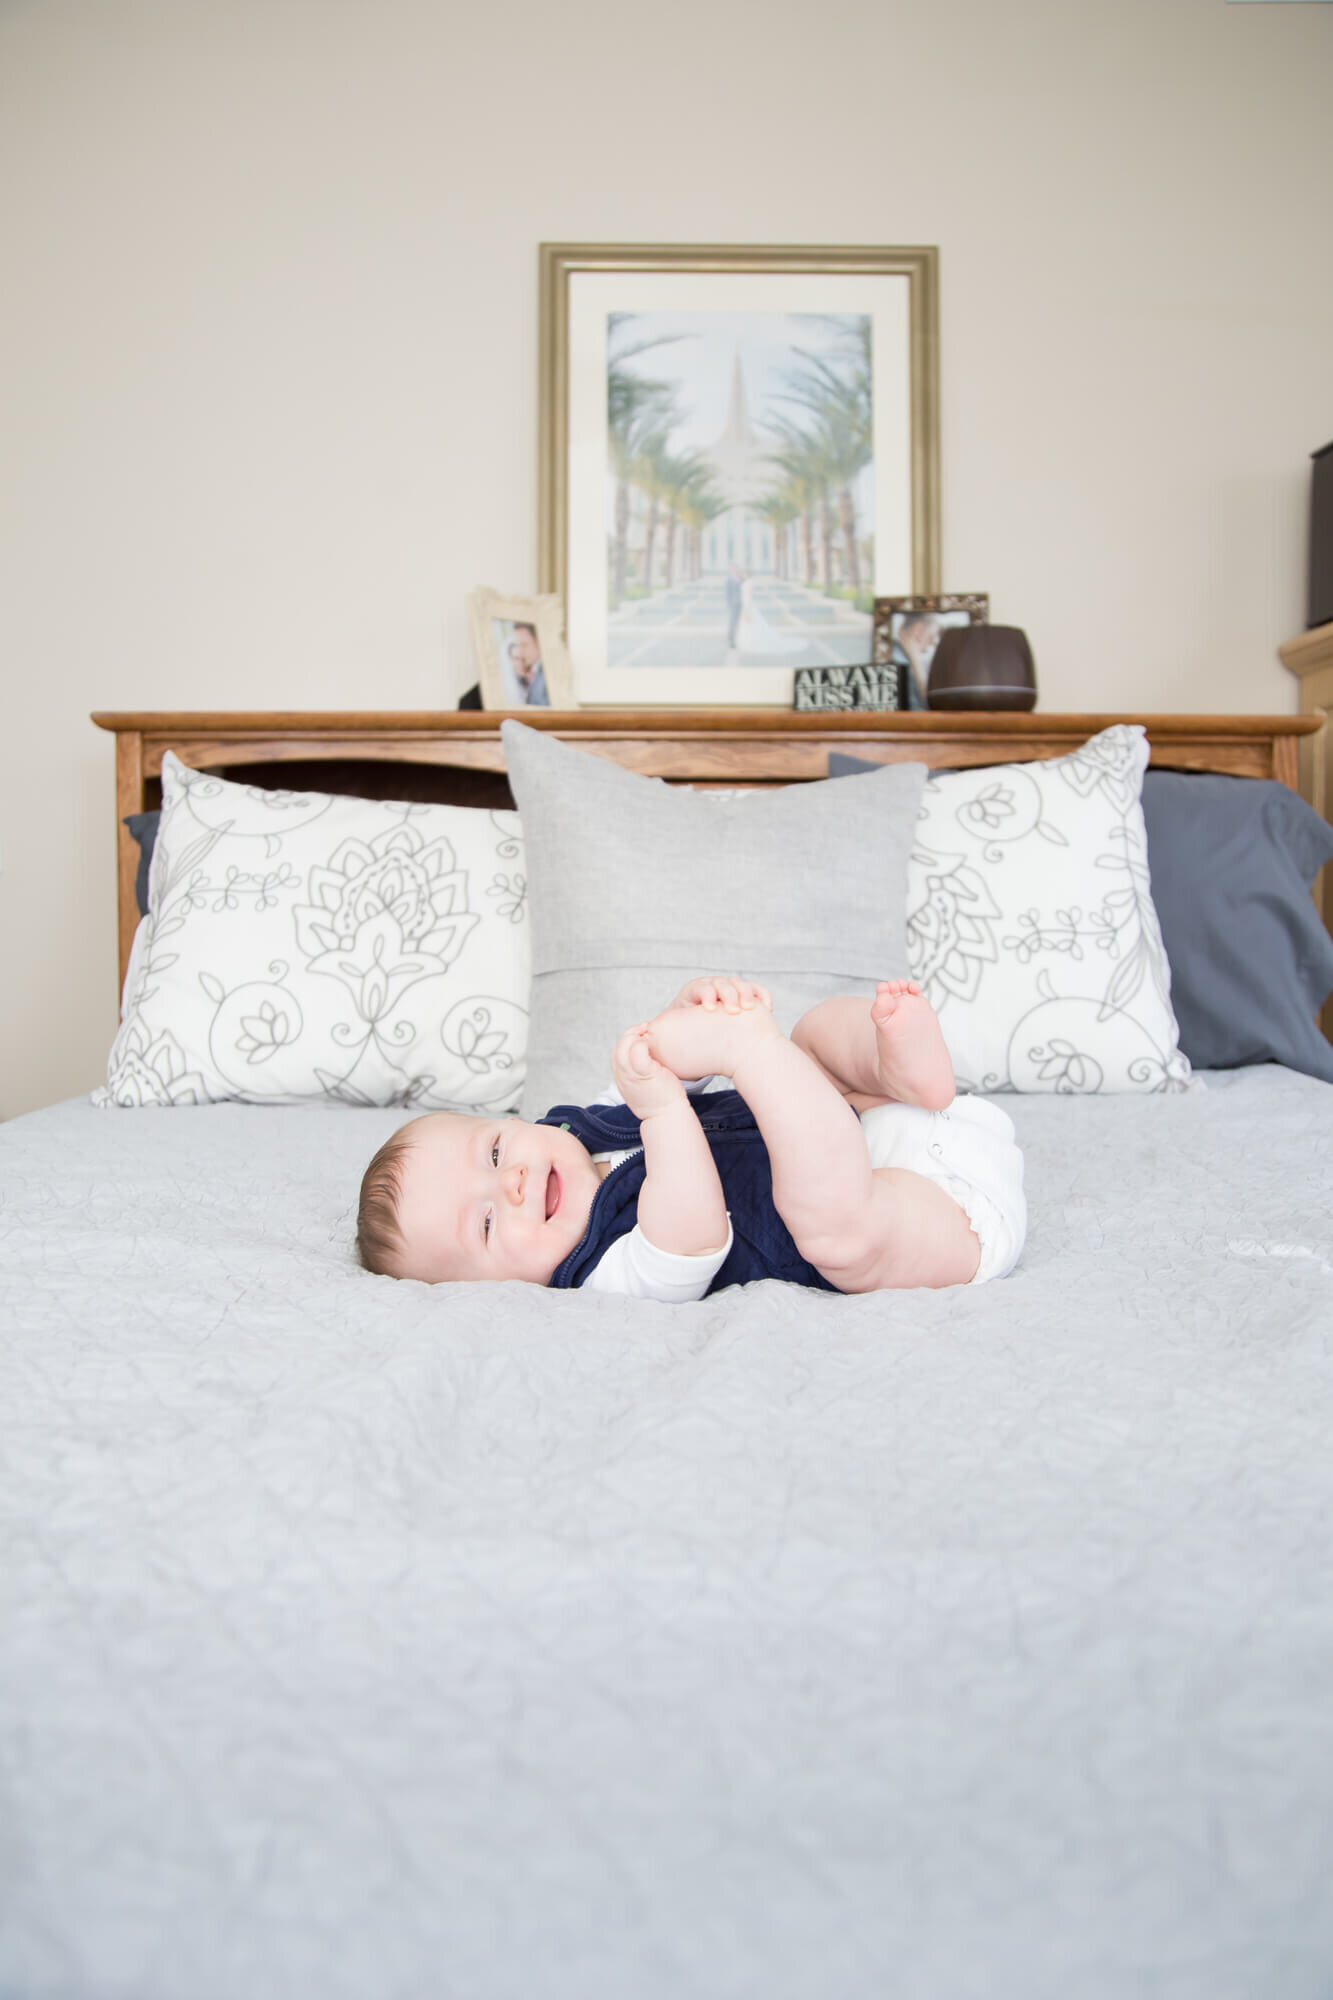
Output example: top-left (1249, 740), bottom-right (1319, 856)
top-left (393, 1111), bottom-right (603, 1284)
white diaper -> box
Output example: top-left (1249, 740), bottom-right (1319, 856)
top-left (859, 1096), bottom-right (1026, 1285)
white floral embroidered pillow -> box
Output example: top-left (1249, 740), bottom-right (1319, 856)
top-left (99, 752), bottom-right (529, 1110)
top-left (897, 725), bottom-right (1189, 1093)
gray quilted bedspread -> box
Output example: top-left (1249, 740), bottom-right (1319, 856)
top-left (1, 1070), bottom-right (1331, 2000)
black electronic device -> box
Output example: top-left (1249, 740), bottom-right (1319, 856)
top-left (1309, 440), bottom-right (1333, 630)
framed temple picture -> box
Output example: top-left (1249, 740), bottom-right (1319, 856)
top-left (466, 588), bottom-right (576, 709)
top-left (539, 242), bottom-right (940, 707)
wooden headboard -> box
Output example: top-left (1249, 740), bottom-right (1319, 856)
top-left (92, 707), bottom-right (1324, 998)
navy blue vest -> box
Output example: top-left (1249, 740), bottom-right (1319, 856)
top-left (537, 1090), bottom-right (837, 1295)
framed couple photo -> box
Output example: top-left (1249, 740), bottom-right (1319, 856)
top-left (872, 592), bottom-right (990, 710)
top-left (466, 589), bottom-right (576, 710)
top-left (538, 241), bottom-right (941, 707)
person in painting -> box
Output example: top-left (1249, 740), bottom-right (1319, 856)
top-left (735, 575), bottom-right (807, 661)
top-left (507, 623), bottom-right (550, 706)
top-left (891, 611), bottom-right (943, 710)
top-left (725, 565), bottom-right (744, 653)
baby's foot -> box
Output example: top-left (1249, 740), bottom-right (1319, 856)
top-left (869, 980), bottom-right (956, 1111)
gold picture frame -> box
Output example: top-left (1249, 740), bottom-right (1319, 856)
top-left (539, 242), bottom-right (940, 707)
top-left (466, 588), bottom-right (576, 710)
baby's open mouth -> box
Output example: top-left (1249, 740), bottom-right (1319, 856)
top-left (545, 1167), bottom-right (561, 1219)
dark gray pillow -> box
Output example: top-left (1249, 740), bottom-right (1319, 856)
top-left (1138, 769), bottom-right (1333, 1080)
top-left (123, 811), bottom-right (159, 917)
top-left (830, 752), bottom-right (1333, 1081)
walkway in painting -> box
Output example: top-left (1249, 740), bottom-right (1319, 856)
top-left (607, 576), bottom-right (871, 669)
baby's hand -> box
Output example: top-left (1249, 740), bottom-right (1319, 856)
top-left (611, 1024), bottom-right (690, 1121)
top-left (669, 975), bottom-right (774, 1016)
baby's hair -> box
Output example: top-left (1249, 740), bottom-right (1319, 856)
top-left (357, 1123), bottom-right (418, 1275)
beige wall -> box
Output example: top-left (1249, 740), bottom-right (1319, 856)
top-left (1, 0), bottom-right (1330, 1117)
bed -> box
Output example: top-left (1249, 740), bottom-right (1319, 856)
top-left (2, 707), bottom-right (1331, 2000)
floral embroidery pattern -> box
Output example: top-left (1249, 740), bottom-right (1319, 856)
top-left (906, 845), bottom-right (1001, 1008)
top-left (440, 995), bottom-right (529, 1106)
top-left (99, 754), bottom-right (530, 1112)
top-left (295, 827), bottom-right (479, 1013)
top-left (486, 871), bottom-right (527, 924)
top-left (101, 1018), bottom-right (207, 1107)
top-left (905, 726), bottom-right (1189, 1095)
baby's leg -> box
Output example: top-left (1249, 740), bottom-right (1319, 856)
top-left (791, 982), bottom-right (955, 1113)
top-left (857, 1168), bottom-right (981, 1290)
top-left (724, 1023), bottom-right (971, 1290)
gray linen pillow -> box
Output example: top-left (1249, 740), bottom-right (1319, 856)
top-left (501, 720), bottom-right (926, 1114)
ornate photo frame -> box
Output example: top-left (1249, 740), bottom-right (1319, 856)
top-left (872, 592), bottom-right (990, 710)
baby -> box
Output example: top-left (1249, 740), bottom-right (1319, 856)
top-left (357, 978), bottom-right (1026, 1298)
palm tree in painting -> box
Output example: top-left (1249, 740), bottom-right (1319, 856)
top-left (762, 424), bottom-right (830, 588)
top-left (770, 316), bottom-right (872, 595)
top-left (631, 435), bottom-right (718, 596)
top-left (815, 407), bottom-right (869, 593)
top-left (656, 449), bottom-right (714, 591)
top-left (678, 475), bottom-right (726, 583)
top-left (609, 380), bottom-right (675, 607)
top-left (631, 429), bottom-right (673, 596)
top-left (607, 314), bottom-right (694, 610)
top-left (756, 493), bottom-right (800, 582)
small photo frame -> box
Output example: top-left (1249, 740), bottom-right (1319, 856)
top-left (872, 593), bottom-right (989, 709)
top-left (467, 589), bottom-right (576, 710)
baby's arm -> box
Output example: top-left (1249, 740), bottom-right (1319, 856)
top-left (643, 1000), bottom-right (881, 1280)
top-left (610, 1026), bottom-right (730, 1258)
